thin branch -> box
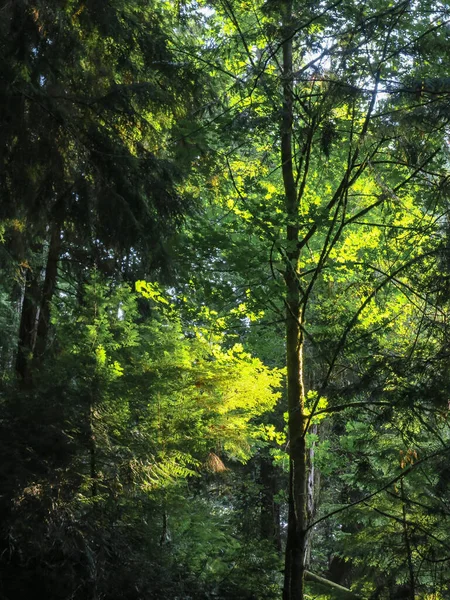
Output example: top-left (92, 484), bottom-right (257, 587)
top-left (308, 444), bottom-right (450, 532)
top-left (313, 401), bottom-right (391, 417)
top-left (303, 248), bottom-right (439, 434)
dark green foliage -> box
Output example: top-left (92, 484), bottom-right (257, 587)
top-left (3, 1), bottom-right (450, 599)
top-left (0, 0), bottom-right (202, 248)
top-left (0, 273), bottom-right (282, 599)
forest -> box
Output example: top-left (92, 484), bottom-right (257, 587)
top-left (1, 1), bottom-right (450, 599)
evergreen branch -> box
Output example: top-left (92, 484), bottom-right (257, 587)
top-left (386, 490), bottom-right (450, 518)
top-left (307, 444), bottom-right (450, 532)
top-left (303, 248), bottom-right (439, 435)
top-left (313, 401), bottom-right (391, 416)
top-left (364, 502), bottom-right (450, 554)
top-left (352, 262), bottom-right (445, 319)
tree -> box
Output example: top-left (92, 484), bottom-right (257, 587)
top-left (2, 1), bottom-right (450, 598)
top-left (180, 1), bottom-right (450, 597)
top-left (0, 271), bottom-right (283, 599)
top-left (0, 0), bottom-right (209, 382)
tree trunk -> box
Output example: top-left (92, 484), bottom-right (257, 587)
top-left (15, 263), bottom-right (40, 384)
top-left (15, 222), bottom-right (61, 381)
top-left (33, 223), bottom-right (61, 363)
top-left (260, 454), bottom-right (282, 552)
top-left (281, 2), bottom-right (308, 598)
top-left (400, 479), bottom-right (415, 600)
top-left (283, 326), bottom-right (308, 600)
top-left (305, 423), bottom-right (320, 566)
top-left (90, 402), bottom-right (98, 497)
top-left (0, 228), bottom-right (24, 374)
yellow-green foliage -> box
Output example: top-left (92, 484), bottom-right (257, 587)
top-left (134, 280), bottom-right (283, 466)
top-left (54, 273), bottom-right (283, 497)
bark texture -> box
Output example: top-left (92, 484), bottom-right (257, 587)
top-left (16, 262), bottom-right (40, 384)
top-left (281, 2), bottom-right (308, 598)
top-left (260, 455), bottom-right (282, 552)
top-left (33, 223), bottom-right (61, 362)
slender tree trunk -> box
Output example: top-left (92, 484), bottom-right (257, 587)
top-left (281, 2), bottom-right (308, 598)
top-left (15, 263), bottom-right (40, 384)
top-left (305, 423), bottom-right (320, 566)
top-left (33, 223), bottom-right (61, 363)
top-left (401, 479), bottom-right (415, 600)
top-left (260, 454), bottom-right (282, 552)
top-left (0, 228), bottom-right (24, 375)
top-left (90, 402), bottom-right (98, 497)
top-left (159, 511), bottom-right (168, 546)
top-left (15, 223), bottom-right (61, 381)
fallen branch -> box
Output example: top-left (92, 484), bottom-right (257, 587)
top-left (305, 570), bottom-right (364, 599)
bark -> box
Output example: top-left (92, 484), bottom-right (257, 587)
top-left (281, 1), bottom-right (308, 598)
top-left (400, 479), bottom-right (415, 600)
top-left (90, 403), bottom-right (98, 497)
top-left (307, 425), bottom-right (320, 522)
top-left (305, 423), bottom-right (321, 566)
top-left (327, 555), bottom-right (353, 587)
top-left (15, 263), bottom-right (40, 384)
top-left (33, 223), bottom-right (61, 363)
top-left (0, 229), bottom-right (24, 373)
top-left (260, 455), bottom-right (282, 552)
top-left (159, 511), bottom-right (168, 546)
top-left (15, 222), bottom-right (61, 381)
